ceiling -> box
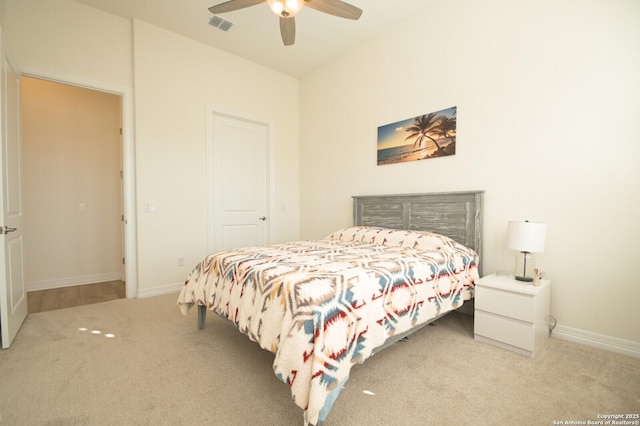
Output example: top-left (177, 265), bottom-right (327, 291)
top-left (73, 0), bottom-right (434, 78)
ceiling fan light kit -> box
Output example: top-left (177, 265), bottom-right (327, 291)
top-left (267, 0), bottom-right (303, 18)
top-left (209, 0), bottom-right (363, 46)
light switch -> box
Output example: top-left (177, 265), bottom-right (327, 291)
top-left (79, 202), bottom-right (87, 213)
top-left (144, 203), bottom-right (157, 213)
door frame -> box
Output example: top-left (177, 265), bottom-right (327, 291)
top-left (20, 66), bottom-right (138, 298)
top-left (205, 105), bottom-right (274, 253)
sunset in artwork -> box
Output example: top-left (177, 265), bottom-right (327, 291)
top-left (377, 106), bottom-right (457, 165)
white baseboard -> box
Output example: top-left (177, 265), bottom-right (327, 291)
top-left (27, 272), bottom-right (123, 292)
top-left (552, 324), bottom-right (640, 359)
top-left (136, 282), bottom-right (183, 299)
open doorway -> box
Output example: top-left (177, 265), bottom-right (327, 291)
top-left (21, 77), bottom-right (125, 311)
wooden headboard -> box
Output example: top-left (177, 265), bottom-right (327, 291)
top-left (352, 191), bottom-right (484, 273)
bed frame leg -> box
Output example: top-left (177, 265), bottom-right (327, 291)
top-left (198, 305), bottom-right (207, 330)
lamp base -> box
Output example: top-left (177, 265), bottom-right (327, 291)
top-left (515, 275), bottom-right (534, 282)
top-left (515, 251), bottom-right (535, 283)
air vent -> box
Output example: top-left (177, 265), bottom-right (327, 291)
top-left (209, 15), bottom-right (234, 32)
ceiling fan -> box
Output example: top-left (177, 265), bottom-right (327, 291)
top-left (208, 0), bottom-right (363, 46)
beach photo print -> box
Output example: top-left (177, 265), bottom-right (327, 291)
top-left (377, 106), bottom-right (457, 165)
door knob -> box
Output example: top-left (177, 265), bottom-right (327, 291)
top-left (2, 226), bottom-right (17, 234)
top-left (258, 216), bottom-right (267, 221)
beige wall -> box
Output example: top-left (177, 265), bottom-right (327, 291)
top-left (21, 77), bottom-right (123, 289)
top-left (300, 0), bottom-right (640, 345)
top-left (4, 0), bottom-right (300, 296)
top-left (132, 20), bottom-right (300, 294)
top-left (4, 0), bottom-right (132, 87)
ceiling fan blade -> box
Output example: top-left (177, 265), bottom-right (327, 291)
top-left (304, 0), bottom-right (363, 20)
top-left (280, 17), bottom-right (296, 46)
top-left (208, 0), bottom-right (265, 14)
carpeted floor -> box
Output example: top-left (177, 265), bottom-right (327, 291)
top-left (1, 292), bottom-right (638, 425)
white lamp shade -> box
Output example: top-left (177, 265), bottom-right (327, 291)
top-left (507, 221), bottom-right (546, 253)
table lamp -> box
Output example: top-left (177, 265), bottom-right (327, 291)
top-left (507, 220), bottom-right (547, 282)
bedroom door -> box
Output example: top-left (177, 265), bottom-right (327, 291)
top-left (208, 112), bottom-right (269, 252)
top-left (0, 50), bottom-right (27, 349)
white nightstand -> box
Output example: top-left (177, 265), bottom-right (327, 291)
top-left (474, 273), bottom-right (551, 358)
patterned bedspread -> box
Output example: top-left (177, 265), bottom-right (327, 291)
top-left (177, 227), bottom-right (479, 425)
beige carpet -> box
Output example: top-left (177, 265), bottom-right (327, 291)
top-left (1, 293), bottom-right (638, 425)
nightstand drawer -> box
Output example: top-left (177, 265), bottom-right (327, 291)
top-left (475, 285), bottom-right (535, 322)
top-left (474, 311), bottom-right (535, 351)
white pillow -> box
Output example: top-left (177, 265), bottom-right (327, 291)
top-left (327, 226), bottom-right (448, 250)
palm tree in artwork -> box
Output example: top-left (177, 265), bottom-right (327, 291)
top-left (438, 115), bottom-right (457, 142)
top-left (404, 113), bottom-right (442, 151)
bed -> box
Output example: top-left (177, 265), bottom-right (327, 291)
top-left (177, 191), bottom-right (483, 425)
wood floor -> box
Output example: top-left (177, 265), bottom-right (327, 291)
top-left (27, 281), bottom-right (126, 314)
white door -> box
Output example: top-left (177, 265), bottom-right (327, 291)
top-left (0, 49), bottom-right (27, 348)
top-left (208, 113), bottom-right (269, 252)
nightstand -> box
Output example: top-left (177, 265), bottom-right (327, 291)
top-left (474, 273), bottom-right (551, 357)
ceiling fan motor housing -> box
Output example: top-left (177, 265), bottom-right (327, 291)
top-left (267, 0), bottom-right (304, 18)
top-left (209, 0), bottom-right (362, 46)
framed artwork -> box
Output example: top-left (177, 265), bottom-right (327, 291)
top-left (377, 106), bottom-right (457, 165)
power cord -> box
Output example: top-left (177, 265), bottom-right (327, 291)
top-left (546, 315), bottom-right (557, 336)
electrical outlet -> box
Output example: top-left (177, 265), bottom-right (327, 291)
top-left (177, 256), bottom-right (185, 267)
